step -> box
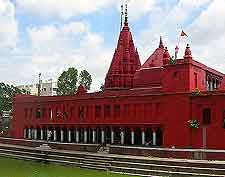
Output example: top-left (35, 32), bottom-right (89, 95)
top-left (112, 156), bottom-right (225, 169)
top-left (0, 152), bottom-right (43, 161)
top-left (1, 143), bottom-right (225, 177)
top-left (110, 165), bottom-right (224, 177)
top-left (111, 160), bottom-right (225, 176)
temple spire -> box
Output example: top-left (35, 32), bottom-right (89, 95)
top-left (159, 36), bottom-right (164, 49)
top-left (104, 4), bottom-right (141, 90)
top-left (120, 5), bottom-right (124, 31)
top-left (124, 4), bottom-right (128, 26)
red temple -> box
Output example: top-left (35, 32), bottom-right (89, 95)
top-left (11, 11), bottom-right (225, 149)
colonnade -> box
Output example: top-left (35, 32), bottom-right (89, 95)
top-left (24, 127), bottom-right (163, 146)
top-left (206, 76), bottom-right (220, 91)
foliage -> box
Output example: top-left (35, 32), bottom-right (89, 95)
top-left (0, 82), bottom-right (25, 114)
top-left (169, 56), bottom-right (175, 65)
top-left (100, 83), bottom-right (104, 92)
top-left (78, 70), bottom-right (92, 90)
top-left (57, 67), bottom-right (92, 96)
top-left (188, 119), bottom-right (199, 129)
top-left (195, 88), bottom-right (200, 95)
top-left (192, 88), bottom-right (200, 96)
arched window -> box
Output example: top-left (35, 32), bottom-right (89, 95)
top-left (36, 108), bottom-right (41, 119)
top-left (95, 105), bottom-right (101, 118)
top-left (202, 108), bottom-right (211, 125)
top-left (114, 105), bottom-right (120, 118)
top-left (104, 105), bottom-right (111, 118)
top-left (78, 106), bottom-right (84, 120)
top-left (24, 108), bottom-right (28, 118)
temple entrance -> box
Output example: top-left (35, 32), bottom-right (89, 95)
top-left (79, 128), bottom-right (84, 143)
top-left (156, 128), bottom-right (163, 146)
top-left (146, 128), bottom-right (153, 146)
top-left (37, 127), bottom-right (41, 140)
top-left (56, 127), bottom-right (61, 142)
top-left (105, 127), bottom-right (111, 144)
top-left (48, 127), bottom-right (54, 141)
top-left (43, 126), bottom-right (47, 140)
top-left (96, 127), bottom-right (101, 144)
top-left (135, 128), bottom-right (142, 145)
top-left (70, 128), bottom-right (75, 142)
top-left (62, 128), bottom-right (68, 142)
top-left (124, 127), bottom-right (131, 145)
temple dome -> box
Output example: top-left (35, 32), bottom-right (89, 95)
top-left (141, 37), bottom-right (165, 68)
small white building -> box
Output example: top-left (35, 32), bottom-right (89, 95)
top-left (17, 79), bottom-right (58, 96)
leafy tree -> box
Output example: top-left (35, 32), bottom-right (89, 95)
top-left (78, 70), bottom-right (92, 90)
top-left (57, 67), bottom-right (92, 96)
top-left (100, 83), bottom-right (104, 92)
top-left (57, 67), bottom-right (78, 96)
top-left (0, 82), bottom-right (25, 114)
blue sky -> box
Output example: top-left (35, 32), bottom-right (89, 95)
top-left (0, 0), bottom-right (224, 91)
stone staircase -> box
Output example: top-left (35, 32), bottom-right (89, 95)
top-left (0, 143), bottom-right (225, 177)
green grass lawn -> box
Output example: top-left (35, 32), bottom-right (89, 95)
top-left (0, 157), bottom-right (134, 177)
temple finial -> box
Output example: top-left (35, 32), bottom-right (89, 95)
top-left (124, 4), bottom-right (128, 26)
top-left (159, 36), bottom-right (164, 49)
top-left (120, 5), bottom-right (124, 31)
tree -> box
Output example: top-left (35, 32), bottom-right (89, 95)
top-left (57, 67), bottom-right (92, 96)
top-left (57, 67), bottom-right (78, 96)
top-left (100, 83), bottom-right (104, 92)
top-left (0, 82), bottom-right (25, 114)
top-left (78, 70), bottom-right (92, 90)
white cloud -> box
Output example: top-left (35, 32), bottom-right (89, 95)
top-left (16, 0), bottom-right (156, 22)
top-left (136, 0), bottom-right (225, 75)
top-left (187, 0), bottom-right (225, 73)
top-left (16, 0), bottom-right (116, 20)
top-left (122, 0), bottom-right (155, 21)
top-left (24, 22), bottom-right (113, 91)
top-left (0, 0), bottom-right (18, 48)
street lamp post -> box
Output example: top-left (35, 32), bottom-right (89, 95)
top-left (38, 73), bottom-right (41, 96)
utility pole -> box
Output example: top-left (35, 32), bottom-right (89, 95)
top-left (38, 73), bottom-right (41, 96)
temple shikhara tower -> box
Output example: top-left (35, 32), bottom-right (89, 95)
top-left (10, 5), bottom-right (225, 150)
top-left (105, 7), bottom-right (141, 89)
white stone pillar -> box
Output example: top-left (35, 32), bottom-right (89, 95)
top-left (34, 129), bottom-right (37, 140)
top-left (53, 129), bottom-right (57, 141)
top-left (101, 129), bottom-right (105, 144)
top-left (121, 130), bottom-right (125, 145)
top-left (141, 129), bottom-right (145, 145)
top-left (23, 128), bottom-right (26, 139)
top-left (41, 129), bottom-right (43, 140)
top-left (60, 129), bottom-right (64, 142)
top-left (68, 129), bottom-right (71, 143)
top-left (92, 129), bottom-right (96, 143)
top-left (214, 80), bottom-right (217, 89)
top-left (153, 130), bottom-right (157, 146)
top-left (76, 129), bottom-right (79, 143)
top-left (131, 130), bottom-right (135, 145)
top-left (28, 128), bottom-right (31, 139)
top-left (111, 129), bottom-right (114, 144)
top-left (210, 81), bottom-right (213, 91)
top-left (47, 130), bottom-right (49, 141)
top-left (84, 129), bottom-right (87, 143)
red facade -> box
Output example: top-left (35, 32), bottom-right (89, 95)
top-left (11, 17), bottom-right (225, 149)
